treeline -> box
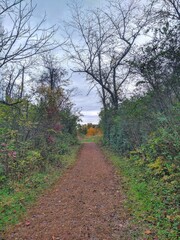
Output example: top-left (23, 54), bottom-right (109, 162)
top-left (0, 58), bottom-right (78, 181)
top-left (78, 123), bottom-right (102, 136)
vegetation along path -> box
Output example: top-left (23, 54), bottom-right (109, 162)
top-left (4, 143), bottom-right (133, 240)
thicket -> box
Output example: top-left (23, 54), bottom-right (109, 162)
top-left (100, 91), bottom-right (180, 236)
top-left (0, 55), bottom-right (79, 184)
top-left (0, 92), bottom-right (78, 183)
top-left (0, 1), bottom-right (80, 232)
top-left (0, 0), bottom-right (79, 184)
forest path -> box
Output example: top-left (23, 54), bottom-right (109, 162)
top-left (5, 143), bottom-right (132, 240)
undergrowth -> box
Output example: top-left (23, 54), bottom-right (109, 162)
top-left (0, 146), bottom-right (79, 233)
top-left (104, 142), bottom-right (179, 240)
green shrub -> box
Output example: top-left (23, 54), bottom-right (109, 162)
top-left (106, 146), bottom-right (180, 239)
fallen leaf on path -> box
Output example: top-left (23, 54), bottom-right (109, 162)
top-left (25, 221), bottom-right (30, 226)
top-left (144, 229), bottom-right (152, 235)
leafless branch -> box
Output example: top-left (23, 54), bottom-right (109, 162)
top-left (0, 0), bottom-right (62, 69)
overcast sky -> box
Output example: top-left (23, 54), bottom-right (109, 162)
top-left (32, 0), bottom-right (105, 124)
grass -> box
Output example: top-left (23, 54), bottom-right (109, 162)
top-left (0, 146), bottom-right (79, 233)
top-left (79, 135), bottom-right (102, 143)
top-left (103, 147), bottom-right (180, 240)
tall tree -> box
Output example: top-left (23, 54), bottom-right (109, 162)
top-left (64, 0), bottom-right (151, 110)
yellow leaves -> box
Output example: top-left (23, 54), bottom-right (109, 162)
top-left (148, 156), bottom-right (166, 175)
top-left (148, 156), bottom-right (164, 169)
top-left (86, 127), bottom-right (102, 136)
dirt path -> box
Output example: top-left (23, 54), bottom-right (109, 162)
top-left (5, 143), bottom-right (132, 240)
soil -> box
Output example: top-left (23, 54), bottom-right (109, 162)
top-left (4, 143), bottom-right (135, 240)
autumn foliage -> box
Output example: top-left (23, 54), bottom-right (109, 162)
top-left (86, 127), bottom-right (102, 136)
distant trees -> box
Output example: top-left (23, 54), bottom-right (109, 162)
top-left (78, 123), bottom-right (102, 136)
top-left (86, 126), bottom-right (102, 137)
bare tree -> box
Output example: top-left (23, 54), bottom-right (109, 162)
top-left (64, 0), bottom-right (151, 110)
top-left (0, 0), bottom-right (62, 105)
top-left (1, 58), bottom-right (35, 103)
top-left (0, 0), bottom-right (60, 67)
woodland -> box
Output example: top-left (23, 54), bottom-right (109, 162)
top-left (0, 0), bottom-right (179, 239)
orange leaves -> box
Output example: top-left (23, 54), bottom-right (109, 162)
top-left (86, 127), bottom-right (102, 136)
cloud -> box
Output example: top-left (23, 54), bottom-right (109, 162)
top-left (70, 72), bottom-right (101, 123)
top-left (81, 115), bottom-right (100, 124)
top-left (81, 110), bottom-right (99, 116)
